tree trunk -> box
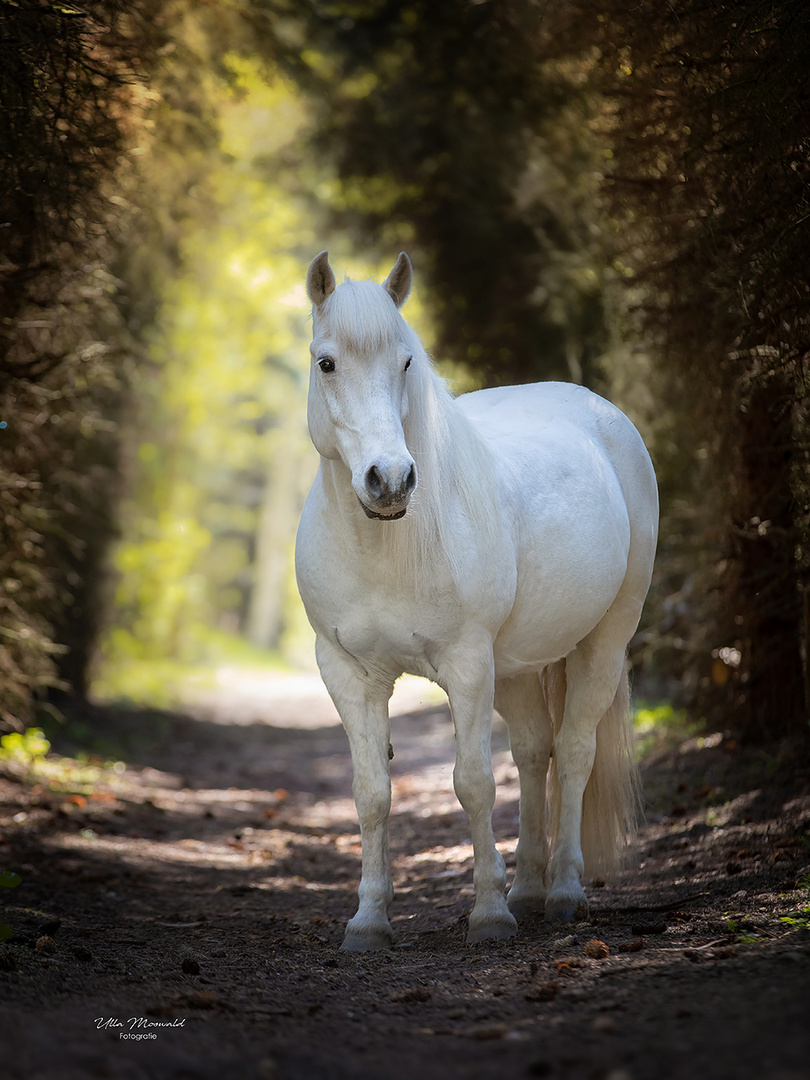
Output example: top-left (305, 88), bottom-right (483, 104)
top-left (245, 422), bottom-right (303, 650)
top-left (728, 373), bottom-right (807, 740)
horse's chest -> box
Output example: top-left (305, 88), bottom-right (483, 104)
top-left (331, 591), bottom-right (452, 676)
top-left (296, 487), bottom-right (513, 675)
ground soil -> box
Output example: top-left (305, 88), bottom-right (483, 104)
top-left (1, 672), bottom-right (809, 1080)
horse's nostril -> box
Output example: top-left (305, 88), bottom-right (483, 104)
top-left (366, 463), bottom-right (414, 504)
top-left (366, 465), bottom-right (384, 499)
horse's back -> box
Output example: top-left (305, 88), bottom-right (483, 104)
top-left (458, 381), bottom-right (657, 536)
top-left (458, 380), bottom-right (637, 449)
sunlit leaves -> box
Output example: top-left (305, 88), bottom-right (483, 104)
top-left (102, 58), bottom-right (318, 677)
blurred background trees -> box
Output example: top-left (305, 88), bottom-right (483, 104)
top-left (1, 0), bottom-right (807, 740)
top-left (588, 0), bottom-right (810, 739)
top-left (0, 0), bottom-right (151, 725)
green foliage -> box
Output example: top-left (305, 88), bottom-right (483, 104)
top-left (0, 1), bottom-right (323, 725)
top-left (0, 728), bottom-right (51, 767)
top-left (634, 703), bottom-right (687, 731)
top-left (110, 512), bottom-right (213, 664)
top-left (94, 628), bottom-right (289, 709)
top-left (0, 726), bottom-right (125, 794)
top-left (3, 0), bottom-right (807, 741)
top-left (780, 875), bottom-right (810, 931)
top-left (588, 0), bottom-right (810, 736)
top-left (99, 49), bottom-right (456, 690)
top-left (722, 918), bottom-right (760, 947)
top-left (633, 701), bottom-right (693, 759)
top-left (97, 58), bottom-right (321, 687)
top-left (300, 1), bottom-right (615, 388)
top-left (0, 1), bottom-right (168, 727)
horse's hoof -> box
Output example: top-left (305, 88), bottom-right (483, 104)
top-left (544, 895), bottom-right (589, 923)
top-left (340, 928), bottom-right (393, 952)
top-left (466, 913), bottom-right (518, 944)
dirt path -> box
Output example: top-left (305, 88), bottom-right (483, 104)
top-left (1, 673), bottom-right (809, 1080)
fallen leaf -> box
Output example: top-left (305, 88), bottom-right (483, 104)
top-left (584, 939), bottom-right (610, 959)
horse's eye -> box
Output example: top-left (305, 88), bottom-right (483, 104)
top-left (404, 357), bottom-right (412, 371)
top-left (318, 356), bottom-right (335, 373)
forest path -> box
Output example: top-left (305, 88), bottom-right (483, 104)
top-left (0, 672), bottom-right (809, 1080)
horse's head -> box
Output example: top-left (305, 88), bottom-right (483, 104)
top-left (305, 251), bottom-right (418, 521)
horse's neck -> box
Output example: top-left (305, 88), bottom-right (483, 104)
top-left (408, 372), bottom-right (489, 519)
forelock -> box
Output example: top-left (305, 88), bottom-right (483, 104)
top-left (319, 279), bottom-right (404, 355)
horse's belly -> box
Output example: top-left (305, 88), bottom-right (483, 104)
top-left (493, 589), bottom-right (616, 677)
top-left (492, 465), bottom-right (632, 676)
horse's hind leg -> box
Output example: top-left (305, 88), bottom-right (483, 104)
top-left (444, 638), bottom-right (517, 944)
top-left (494, 673), bottom-right (553, 918)
top-left (545, 619), bottom-right (632, 922)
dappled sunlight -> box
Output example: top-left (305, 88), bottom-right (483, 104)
top-left (97, 60), bottom-right (319, 683)
top-left (55, 832), bottom-right (252, 870)
top-left (0, 688), bottom-right (526, 940)
top-left (2, 691), bottom-right (810, 1080)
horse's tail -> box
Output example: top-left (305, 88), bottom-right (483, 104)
top-left (544, 659), bottom-right (641, 878)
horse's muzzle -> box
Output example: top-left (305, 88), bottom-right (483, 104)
top-left (359, 461), bottom-right (416, 521)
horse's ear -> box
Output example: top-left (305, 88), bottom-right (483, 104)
top-left (383, 252), bottom-right (412, 308)
top-left (307, 251), bottom-right (336, 306)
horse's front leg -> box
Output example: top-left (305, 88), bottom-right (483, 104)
top-left (444, 640), bottom-right (518, 944)
top-left (316, 638), bottom-right (394, 951)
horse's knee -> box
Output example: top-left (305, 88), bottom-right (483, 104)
top-left (353, 771), bottom-right (390, 828)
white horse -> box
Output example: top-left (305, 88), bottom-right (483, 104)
top-left (295, 252), bottom-right (658, 950)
